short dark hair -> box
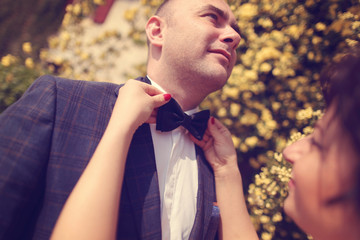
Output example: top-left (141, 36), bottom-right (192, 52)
top-left (155, 0), bottom-right (171, 16)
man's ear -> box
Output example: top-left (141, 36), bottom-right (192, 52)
top-left (146, 16), bottom-right (164, 47)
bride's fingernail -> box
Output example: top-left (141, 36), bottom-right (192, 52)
top-left (163, 94), bottom-right (171, 101)
top-left (211, 117), bottom-right (215, 124)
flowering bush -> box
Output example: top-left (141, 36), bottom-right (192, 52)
top-left (1, 0), bottom-right (360, 238)
top-left (248, 108), bottom-right (322, 239)
top-left (0, 0), bottom-right (118, 111)
top-left (0, 43), bottom-right (48, 112)
top-left (40, 0), bottom-right (123, 81)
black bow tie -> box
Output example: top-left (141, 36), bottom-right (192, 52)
top-left (156, 98), bottom-right (210, 140)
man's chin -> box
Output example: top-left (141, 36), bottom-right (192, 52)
top-left (207, 67), bottom-right (230, 82)
top-left (206, 78), bottom-right (228, 93)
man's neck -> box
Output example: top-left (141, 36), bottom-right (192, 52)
top-left (147, 75), bottom-right (206, 111)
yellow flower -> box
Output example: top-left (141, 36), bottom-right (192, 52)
top-left (256, 47), bottom-right (282, 62)
top-left (312, 36), bottom-right (322, 45)
top-left (305, 0), bottom-right (315, 7)
top-left (22, 42), bottom-right (32, 54)
top-left (242, 91), bottom-right (253, 100)
top-left (231, 135), bottom-right (241, 148)
top-left (48, 36), bottom-right (59, 48)
top-left (240, 143), bottom-right (249, 153)
top-left (237, 3), bottom-right (258, 20)
top-left (39, 49), bottom-right (48, 60)
top-left (315, 22), bottom-right (326, 31)
top-left (272, 212), bottom-right (283, 222)
top-left (274, 153), bottom-right (283, 162)
top-left (260, 62), bottom-right (272, 73)
top-left (296, 107), bottom-right (313, 120)
top-left (240, 111), bottom-right (258, 125)
top-left (217, 107), bottom-right (227, 118)
top-left (65, 4), bottom-right (72, 12)
top-left (303, 126), bottom-right (314, 135)
top-left (93, 0), bottom-right (105, 5)
top-left (54, 56), bottom-right (64, 65)
top-left (230, 103), bottom-right (241, 117)
top-left (258, 18), bottom-right (273, 28)
top-left (62, 13), bottom-right (72, 26)
top-left (223, 86), bottom-right (240, 99)
top-left (73, 3), bottom-right (82, 16)
top-left (243, 69), bottom-right (258, 81)
top-left (352, 21), bottom-right (360, 30)
top-left (1, 55), bottom-right (12, 67)
top-left (271, 102), bottom-right (281, 111)
top-left (346, 39), bottom-right (359, 47)
top-left (272, 68), bottom-right (281, 76)
top-left (80, 52), bottom-right (90, 60)
top-left (132, 32), bottom-right (141, 41)
top-left (261, 231), bottom-right (272, 240)
top-left (60, 31), bottom-right (71, 42)
top-left (260, 215), bottom-right (270, 224)
top-left (261, 109), bottom-right (273, 121)
top-left (245, 136), bottom-right (259, 148)
top-left (286, 24), bottom-right (305, 39)
top-left (340, 11), bottom-right (355, 20)
top-left (307, 51), bottom-right (315, 60)
top-left (124, 8), bottom-right (138, 21)
top-left (262, 3), bottom-right (272, 12)
top-left (150, 0), bottom-right (162, 7)
top-left (25, 57), bottom-right (35, 69)
top-left (289, 132), bottom-right (306, 144)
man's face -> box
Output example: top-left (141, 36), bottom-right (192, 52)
top-left (160, 0), bottom-right (241, 93)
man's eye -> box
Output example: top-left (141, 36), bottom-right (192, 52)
top-left (207, 13), bottom-right (218, 21)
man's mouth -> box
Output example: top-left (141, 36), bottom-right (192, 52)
top-left (209, 49), bottom-right (231, 63)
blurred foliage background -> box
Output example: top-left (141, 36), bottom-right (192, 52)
top-left (1, 0), bottom-right (360, 239)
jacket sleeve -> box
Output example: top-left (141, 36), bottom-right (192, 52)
top-left (0, 75), bottom-right (57, 239)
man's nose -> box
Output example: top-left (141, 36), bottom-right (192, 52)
top-left (221, 26), bottom-right (241, 50)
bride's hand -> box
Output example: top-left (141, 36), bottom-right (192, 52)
top-left (110, 79), bottom-right (171, 133)
top-left (190, 117), bottom-right (238, 176)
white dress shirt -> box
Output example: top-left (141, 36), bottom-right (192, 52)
top-left (148, 77), bottom-right (198, 240)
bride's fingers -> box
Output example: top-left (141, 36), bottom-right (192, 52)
top-left (152, 93), bottom-right (171, 108)
top-left (207, 117), bottom-right (233, 143)
top-left (188, 131), bottom-right (214, 152)
top-left (146, 116), bottom-right (157, 124)
top-left (203, 137), bottom-right (214, 151)
top-left (202, 132), bottom-right (211, 143)
top-left (145, 109), bottom-right (158, 124)
top-left (189, 133), bottom-right (206, 148)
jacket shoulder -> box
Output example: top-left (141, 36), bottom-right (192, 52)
top-left (33, 75), bottom-right (120, 91)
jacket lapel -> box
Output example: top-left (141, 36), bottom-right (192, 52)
top-left (114, 78), bottom-right (162, 239)
top-left (124, 124), bottom-right (162, 239)
top-left (189, 146), bottom-right (218, 240)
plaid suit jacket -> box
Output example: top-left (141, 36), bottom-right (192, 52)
top-left (0, 75), bottom-right (219, 240)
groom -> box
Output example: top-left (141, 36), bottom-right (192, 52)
top-left (0, 0), bottom-right (241, 239)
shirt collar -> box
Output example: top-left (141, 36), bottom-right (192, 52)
top-left (147, 75), bottom-right (199, 115)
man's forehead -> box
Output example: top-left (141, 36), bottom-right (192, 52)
top-left (172, 0), bottom-right (231, 11)
top-left (173, 0), bottom-right (235, 18)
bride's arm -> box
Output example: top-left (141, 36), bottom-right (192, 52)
top-left (191, 117), bottom-right (258, 240)
top-left (51, 80), bottom-right (170, 240)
